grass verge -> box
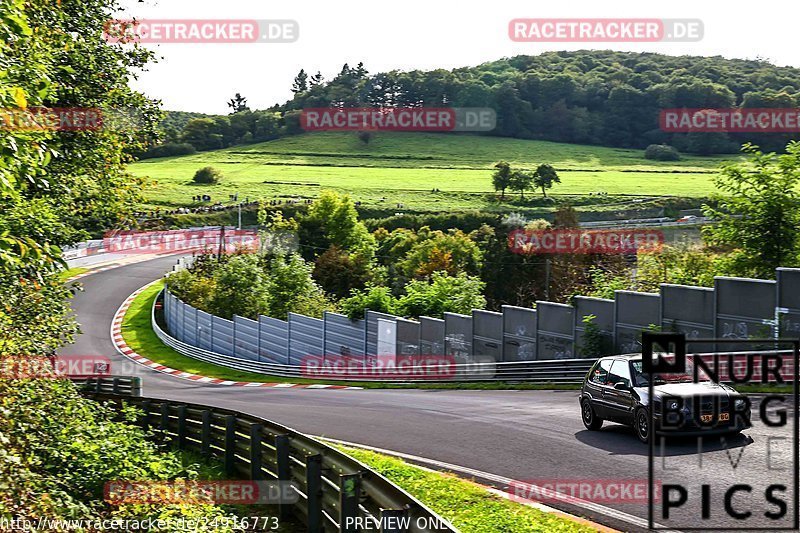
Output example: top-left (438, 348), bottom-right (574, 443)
top-left (337, 446), bottom-right (597, 533)
top-left (120, 282), bottom-right (581, 390)
top-left (60, 266), bottom-right (89, 281)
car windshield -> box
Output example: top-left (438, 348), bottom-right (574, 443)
top-left (631, 360), bottom-right (711, 387)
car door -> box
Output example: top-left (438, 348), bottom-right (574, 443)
top-left (585, 358), bottom-right (614, 417)
top-left (604, 359), bottom-right (637, 423)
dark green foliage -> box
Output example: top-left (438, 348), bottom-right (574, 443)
top-left (0, 379), bottom-right (237, 527)
top-left (193, 166), bottom-right (223, 184)
top-left (492, 161), bottom-right (513, 199)
top-left (139, 142), bottom-right (197, 159)
top-left (340, 285), bottom-right (397, 319)
top-left (162, 52), bottom-right (800, 154)
top-left (645, 144), bottom-right (681, 161)
top-left (363, 212), bottom-right (502, 233)
top-left (579, 314), bottom-right (611, 357)
top-left (226, 92), bottom-right (249, 113)
top-left (532, 164), bottom-right (560, 198)
top-left (702, 142), bottom-right (800, 277)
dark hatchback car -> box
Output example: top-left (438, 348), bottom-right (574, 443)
top-left (579, 355), bottom-right (752, 443)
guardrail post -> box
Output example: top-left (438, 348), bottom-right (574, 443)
top-left (131, 377), bottom-right (142, 397)
top-left (306, 454), bottom-right (323, 533)
top-left (339, 473), bottom-right (361, 533)
top-left (201, 410), bottom-right (212, 457)
top-left (140, 399), bottom-right (151, 431)
top-left (224, 415), bottom-right (237, 476)
top-left (380, 509), bottom-right (410, 533)
top-left (249, 424), bottom-right (263, 480)
top-left (160, 403), bottom-right (170, 441)
top-left (112, 377), bottom-right (120, 394)
top-left (275, 434), bottom-right (291, 520)
top-left (176, 405), bottom-right (187, 449)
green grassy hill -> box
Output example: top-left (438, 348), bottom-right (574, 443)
top-left (129, 132), bottom-right (739, 214)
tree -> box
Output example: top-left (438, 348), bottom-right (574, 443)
top-left (396, 272), bottom-right (486, 318)
top-left (702, 142), bottom-right (800, 278)
top-left (1, 0), bottom-right (159, 355)
top-left (227, 92), bottom-right (249, 113)
top-left (532, 164), bottom-right (560, 198)
top-left (265, 253), bottom-right (331, 319)
top-left (302, 191), bottom-right (374, 254)
top-left (313, 245), bottom-right (376, 299)
top-left (180, 118), bottom-right (223, 151)
top-left (310, 71), bottom-right (324, 87)
top-left (510, 170), bottom-right (534, 200)
top-left (209, 255), bottom-right (270, 319)
top-left (292, 69), bottom-right (309, 93)
top-left (399, 229), bottom-right (483, 280)
top-left (340, 285), bottom-right (397, 320)
top-left (491, 161), bottom-right (513, 200)
top-left (193, 166), bottom-right (223, 184)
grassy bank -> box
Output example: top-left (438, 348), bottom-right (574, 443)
top-left (338, 446), bottom-right (597, 533)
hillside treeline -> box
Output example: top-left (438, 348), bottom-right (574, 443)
top-left (151, 51), bottom-right (800, 157)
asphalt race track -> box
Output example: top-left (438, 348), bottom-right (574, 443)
top-left (60, 256), bottom-right (798, 533)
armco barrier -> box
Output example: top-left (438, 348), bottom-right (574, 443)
top-left (75, 376), bottom-right (142, 396)
top-left (79, 377), bottom-right (454, 532)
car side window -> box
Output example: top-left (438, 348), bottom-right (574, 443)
top-left (608, 360), bottom-right (632, 388)
top-left (590, 359), bottom-right (613, 385)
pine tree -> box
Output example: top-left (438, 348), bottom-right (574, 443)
top-left (310, 71), bottom-right (324, 87)
top-left (226, 93), bottom-right (249, 113)
top-left (291, 69), bottom-right (309, 93)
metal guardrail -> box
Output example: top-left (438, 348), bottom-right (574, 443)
top-left (80, 379), bottom-right (455, 533)
top-left (152, 289), bottom-right (595, 383)
top-left (75, 376), bottom-right (142, 396)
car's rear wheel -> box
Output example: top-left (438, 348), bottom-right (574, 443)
top-left (635, 408), bottom-right (650, 443)
top-left (581, 399), bottom-right (603, 430)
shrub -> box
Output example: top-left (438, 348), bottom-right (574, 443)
top-left (0, 379), bottom-right (237, 529)
top-left (396, 271), bottom-right (486, 318)
top-left (193, 166), bottom-right (223, 184)
top-left (340, 285), bottom-right (397, 320)
top-left (644, 144), bottom-right (681, 161)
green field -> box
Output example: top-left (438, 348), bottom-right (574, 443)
top-left (129, 132), bottom-right (740, 214)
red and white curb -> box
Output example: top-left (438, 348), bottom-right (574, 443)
top-left (66, 263), bottom-right (126, 282)
top-left (111, 282), bottom-right (360, 390)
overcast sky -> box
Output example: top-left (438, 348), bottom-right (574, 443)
top-left (118, 0), bottom-right (797, 115)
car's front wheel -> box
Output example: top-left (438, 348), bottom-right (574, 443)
top-left (581, 399), bottom-right (603, 430)
top-left (635, 408), bottom-right (650, 443)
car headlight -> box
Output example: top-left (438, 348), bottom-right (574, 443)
top-left (734, 398), bottom-right (746, 410)
top-left (666, 400), bottom-right (679, 410)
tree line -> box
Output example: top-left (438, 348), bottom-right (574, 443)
top-left (148, 51), bottom-right (800, 157)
